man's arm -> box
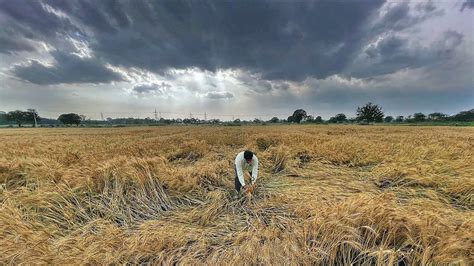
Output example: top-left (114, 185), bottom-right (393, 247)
top-left (235, 154), bottom-right (245, 186)
top-left (251, 156), bottom-right (258, 183)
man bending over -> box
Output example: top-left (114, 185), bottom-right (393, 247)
top-left (234, 150), bottom-right (258, 192)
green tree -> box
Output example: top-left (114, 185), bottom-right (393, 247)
top-left (269, 117), bottom-right (279, 123)
top-left (428, 112), bottom-right (448, 121)
top-left (384, 116), bottom-right (394, 123)
top-left (0, 111), bottom-right (6, 124)
top-left (290, 109), bottom-right (307, 123)
top-left (413, 113), bottom-right (426, 122)
top-left (356, 102), bottom-right (384, 123)
top-left (395, 116), bottom-right (404, 122)
top-left (328, 113), bottom-right (347, 123)
top-left (58, 113), bottom-right (82, 126)
top-left (315, 116), bottom-right (323, 123)
top-left (451, 109), bottom-right (474, 121)
top-left (6, 110), bottom-right (39, 127)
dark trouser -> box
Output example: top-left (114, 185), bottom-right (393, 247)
top-left (234, 166), bottom-right (251, 192)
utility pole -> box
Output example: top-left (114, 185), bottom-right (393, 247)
top-left (101, 112), bottom-right (104, 121)
top-left (154, 109), bottom-right (158, 120)
top-left (33, 111), bottom-right (37, 127)
top-left (189, 112), bottom-right (192, 119)
top-left (204, 112), bottom-right (207, 121)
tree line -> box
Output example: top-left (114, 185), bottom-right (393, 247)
top-left (286, 103), bottom-right (474, 124)
top-left (0, 103), bottom-right (473, 127)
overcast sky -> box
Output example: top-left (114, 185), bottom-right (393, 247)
top-left (0, 0), bottom-right (473, 120)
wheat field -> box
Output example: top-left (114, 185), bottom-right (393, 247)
top-left (0, 125), bottom-right (473, 265)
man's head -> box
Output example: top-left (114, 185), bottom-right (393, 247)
top-left (244, 150), bottom-right (253, 163)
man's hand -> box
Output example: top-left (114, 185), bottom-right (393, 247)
top-left (243, 183), bottom-right (256, 195)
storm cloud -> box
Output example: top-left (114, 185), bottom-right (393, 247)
top-left (0, 0), bottom-right (81, 43)
top-left (0, 35), bottom-right (35, 54)
top-left (12, 51), bottom-right (123, 84)
top-left (132, 82), bottom-right (171, 96)
top-left (1, 0), bottom-right (386, 82)
top-left (0, 0), bottom-right (465, 83)
top-left (0, 0), bottom-right (472, 118)
top-left (347, 30), bottom-right (464, 78)
top-left (206, 91), bottom-right (234, 100)
top-left (461, 0), bottom-right (474, 11)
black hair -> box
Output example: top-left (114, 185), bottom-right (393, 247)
top-left (244, 150), bottom-right (253, 160)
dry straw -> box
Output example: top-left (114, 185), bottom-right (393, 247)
top-left (0, 125), bottom-right (473, 264)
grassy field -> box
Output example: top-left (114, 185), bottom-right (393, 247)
top-left (1, 125), bottom-right (473, 264)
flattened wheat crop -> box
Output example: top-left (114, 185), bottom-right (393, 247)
top-left (1, 125), bottom-right (473, 264)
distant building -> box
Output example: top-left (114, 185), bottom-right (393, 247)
top-left (0, 111), bottom-right (6, 115)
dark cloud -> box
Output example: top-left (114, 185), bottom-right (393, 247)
top-left (206, 91), bottom-right (234, 100)
top-left (365, 36), bottom-right (405, 59)
top-left (461, 0), bottom-right (474, 11)
top-left (12, 51), bottom-right (123, 85)
top-left (132, 82), bottom-right (171, 95)
top-left (348, 30), bottom-right (464, 78)
top-left (373, 1), bottom-right (443, 33)
top-left (273, 82), bottom-right (290, 91)
top-left (377, 2), bottom-right (411, 31)
top-left (416, 1), bottom-right (437, 13)
top-left (252, 80), bottom-right (273, 94)
top-left (435, 30), bottom-right (464, 55)
top-left (0, 36), bottom-right (35, 54)
top-left (36, 0), bottom-right (388, 81)
top-left (0, 0), bottom-right (464, 84)
top-left (0, 0), bottom-right (80, 41)
top-left (237, 73), bottom-right (275, 94)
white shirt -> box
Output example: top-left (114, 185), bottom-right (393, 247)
top-left (234, 151), bottom-right (258, 186)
